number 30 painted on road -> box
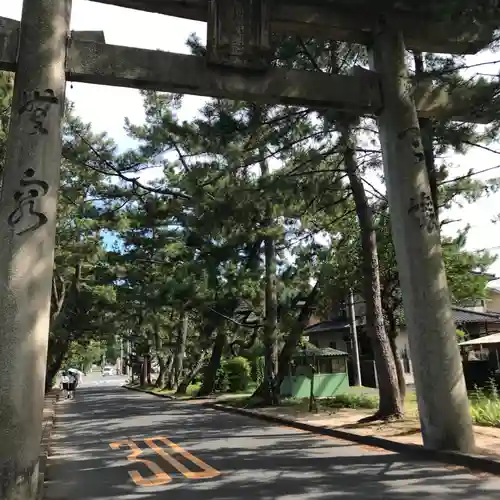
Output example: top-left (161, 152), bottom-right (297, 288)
top-left (109, 436), bottom-right (219, 487)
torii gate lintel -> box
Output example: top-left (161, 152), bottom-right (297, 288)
top-left (93, 0), bottom-right (497, 55)
top-left (1, 15), bottom-right (497, 123)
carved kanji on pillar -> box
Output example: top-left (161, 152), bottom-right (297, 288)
top-left (207, 0), bottom-right (271, 70)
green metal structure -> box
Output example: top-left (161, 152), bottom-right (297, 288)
top-left (280, 346), bottom-right (349, 399)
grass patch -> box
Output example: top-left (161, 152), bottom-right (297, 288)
top-left (471, 399), bottom-right (500, 427)
top-left (222, 396), bottom-right (253, 408)
top-left (325, 385), bottom-right (500, 427)
top-left (125, 382), bottom-right (201, 398)
top-left (470, 381), bottom-right (500, 428)
top-left (221, 390), bottom-right (379, 412)
top-left (127, 380), bottom-right (258, 401)
top-left (222, 387), bottom-right (415, 416)
top-left (321, 392), bottom-right (378, 410)
top-left (178, 383), bottom-right (202, 397)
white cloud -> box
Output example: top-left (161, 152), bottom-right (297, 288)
top-left (2, 1), bottom-right (500, 276)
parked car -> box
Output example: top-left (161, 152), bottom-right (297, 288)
top-left (102, 366), bottom-right (114, 376)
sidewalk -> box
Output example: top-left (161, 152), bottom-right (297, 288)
top-left (240, 405), bottom-right (500, 460)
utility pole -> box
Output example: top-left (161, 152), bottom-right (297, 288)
top-left (368, 21), bottom-right (474, 452)
top-left (119, 337), bottom-right (124, 375)
top-left (0, 1), bottom-right (71, 497)
top-left (348, 289), bottom-right (362, 386)
top-left (127, 340), bottom-right (132, 377)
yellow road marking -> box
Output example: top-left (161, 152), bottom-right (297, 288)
top-left (109, 439), bottom-right (172, 486)
top-left (145, 436), bottom-right (220, 479)
top-left (109, 436), bottom-right (220, 486)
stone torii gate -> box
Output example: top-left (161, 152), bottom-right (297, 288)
top-left (0, 0), bottom-right (498, 497)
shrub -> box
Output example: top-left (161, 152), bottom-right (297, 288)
top-left (324, 392), bottom-right (378, 410)
top-left (224, 356), bottom-right (252, 393)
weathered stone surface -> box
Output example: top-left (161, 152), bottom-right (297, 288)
top-left (2, 16), bottom-right (498, 123)
top-left (0, 0), bottom-right (70, 498)
top-left (65, 39), bottom-right (381, 112)
top-left (70, 30), bottom-right (106, 43)
top-left (92, 0), bottom-right (497, 54)
top-left (206, 0), bottom-right (271, 70)
top-left (0, 459), bottom-right (39, 500)
top-left (0, 18), bottom-right (105, 71)
top-left (369, 24), bottom-right (475, 453)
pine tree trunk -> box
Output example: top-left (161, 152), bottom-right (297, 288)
top-left (46, 262), bottom-right (82, 391)
top-left (147, 355), bottom-right (152, 385)
top-left (389, 335), bottom-right (407, 400)
top-left (341, 121), bottom-right (403, 419)
top-left (153, 325), bottom-right (166, 388)
top-left (276, 324), bottom-right (301, 389)
top-left (382, 297), bottom-right (407, 400)
top-left (163, 355), bottom-right (175, 390)
top-left (414, 52), bottom-right (439, 221)
top-left (199, 333), bottom-right (226, 396)
top-left (45, 339), bottom-right (69, 392)
top-left (176, 352), bottom-right (207, 395)
top-left (171, 313), bottom-right (189, 391)
top-left (262, 230), bottom-right (279, 402)
top-left (276, 284), bottom-right (319, 387)
top-left (252, 156), bottom-right (279, 405)
top-left (140, 358), bottom-right (147, 387)
top-left (154, 355), bottom-right (167, 388)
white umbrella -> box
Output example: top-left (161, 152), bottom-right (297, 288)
top-left (67, 368), bottom-right (84, 380)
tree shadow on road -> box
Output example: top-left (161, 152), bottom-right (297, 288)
top-left (44, 386), bottom-right (500, 500)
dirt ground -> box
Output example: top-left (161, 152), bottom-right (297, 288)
top-left (251, 404), bottom-right (500, 459)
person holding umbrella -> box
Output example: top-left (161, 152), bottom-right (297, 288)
top-left (67, 368), bottom-right (84, 398)
top-left (60, 370), bottom-right (70, 398)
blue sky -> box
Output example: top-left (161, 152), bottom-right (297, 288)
top-left (2, 0), bottom-right (500, 279)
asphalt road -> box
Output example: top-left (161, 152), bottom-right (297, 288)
top-left (44, 380), bottom-right (500, 500)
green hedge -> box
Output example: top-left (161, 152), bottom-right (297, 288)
top-left (223, 356), bottom-right (252, 393)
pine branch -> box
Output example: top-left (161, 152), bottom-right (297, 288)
top-left (439, 164), bottom-right (500, 185)
top-left (68, 125), bottom-right (191, 200)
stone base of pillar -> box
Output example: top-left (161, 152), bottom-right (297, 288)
top-left (0, 459), bottom-right (39, 500)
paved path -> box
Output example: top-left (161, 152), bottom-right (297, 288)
top-left (45, 383), bottom-right (500, 500)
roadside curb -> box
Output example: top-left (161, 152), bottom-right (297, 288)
top-left (123, 384), bottom-right (174, 399)
top-left (37, 389), bottom-right (61, 500)
top-left (205, 402), bottom-right (500, 476)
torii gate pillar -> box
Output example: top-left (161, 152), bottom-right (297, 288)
top-left (369, 22), bottom-right (474, 452)
top-left (0, 0), bottom-right (71, 498)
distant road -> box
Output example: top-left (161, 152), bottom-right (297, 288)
top-left (79, 372), bottom-right (128, 387)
